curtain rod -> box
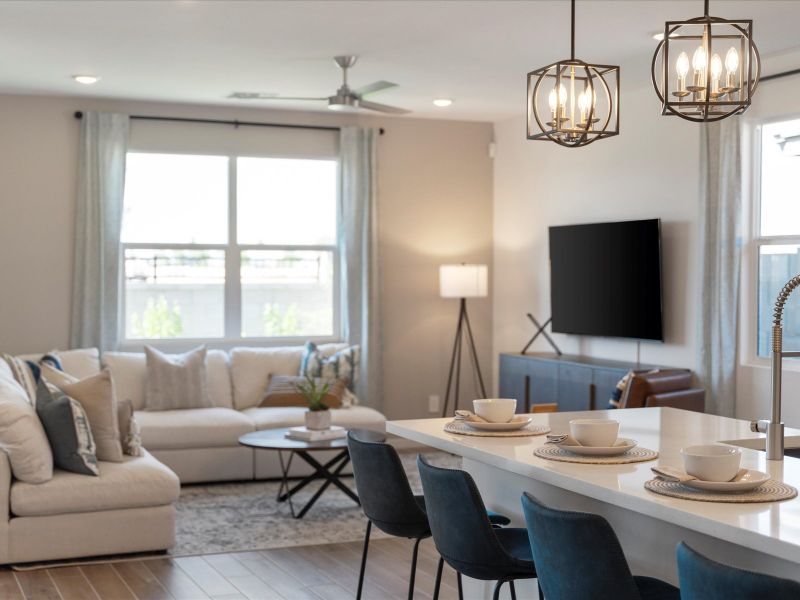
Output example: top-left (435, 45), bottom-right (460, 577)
top-left (761, 68), bottom-right (800, 83)
top-left (73, 111), bottom-right (385, 135)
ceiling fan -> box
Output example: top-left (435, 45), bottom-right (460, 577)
top-left (230, 55), bottom-right (410, 114)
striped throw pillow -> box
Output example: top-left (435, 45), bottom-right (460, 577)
top-left (299, 342), bottom-right (360, 392)
top-left (3, 355), bottom-right (38, 404)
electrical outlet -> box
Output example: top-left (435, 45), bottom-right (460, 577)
top-left (428, 395), bottom-right (440, 413)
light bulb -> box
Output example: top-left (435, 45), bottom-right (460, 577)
top-left (548, 89), bottom-right (557, 112)
top-left (578, 89), bottom-right (590, 112)
top-left (725, 47), bottom-right (739, 74)
top-left (692, 45), bottom-right (707, 71)
top-left (676, 52), bottom-right (690, 78)
top-left (710, 53), bottom-right (723, 79)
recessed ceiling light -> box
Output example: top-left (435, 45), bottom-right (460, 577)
top-left (73, 75), bottom-right (100, 85)
top-left (433, 98), bottom-right (453, 107)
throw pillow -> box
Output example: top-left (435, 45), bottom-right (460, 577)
top-left (117, 399), bottom-right (143, 457)
top-left (58, 370), bottom-right (124, 463)
top-left (2, 354), bottom-right (38, 404)
top-left (261, 375), bottom-right (345, 409)
top-left (300, 342), bottom-right (360, 392)
top-left (0, 376), bottom-right (53, 483)
top-left (144, 345), bottom-right (213, 411)
top-left (35, 380), bottom-right (99, 476)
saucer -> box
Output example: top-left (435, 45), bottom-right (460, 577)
top-left (465, 416), bottom-right (533, 432)
top-left (682, 469), bottom-right (771, 492)
top-left (560, 438), bottom-right (638, 456)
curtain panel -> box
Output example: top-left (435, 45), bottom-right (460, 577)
top-left (69, 112), bottom-right (130, 352)
top-left (339, 126), bottom-right (382, 409)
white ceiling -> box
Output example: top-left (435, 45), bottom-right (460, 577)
top-left (0, 0), bottom-right (798, 122)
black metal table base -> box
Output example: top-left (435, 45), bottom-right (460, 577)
top-left (276, 449), bottom-right (360, 519)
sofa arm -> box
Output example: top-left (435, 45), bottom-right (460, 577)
top-left (0, 452), bottom-right (9, 523)
top-left (645, 388), bottom-right (705, 413)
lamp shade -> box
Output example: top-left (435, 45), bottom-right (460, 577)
top-left (440, 264), bottom-right (488, 298)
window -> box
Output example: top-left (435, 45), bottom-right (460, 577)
top-left (121, 152), bottom-right (338, 342)
top-left (753, 118), bottom-right (800, 357)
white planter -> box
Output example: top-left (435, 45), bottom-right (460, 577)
top-left (305, 409), bottom-right (331, 431)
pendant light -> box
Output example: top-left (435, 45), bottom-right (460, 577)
top-left (527, 0), bottom-right (620, 148)
top-left (651, 0), bottom-right (760, 122)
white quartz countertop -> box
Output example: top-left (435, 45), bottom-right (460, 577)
top-left (387, 407), bottom-right (800, 564)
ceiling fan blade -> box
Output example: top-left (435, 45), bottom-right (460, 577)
top-left (358, 99), bottom-right (411, 115)
top-left (229, 92), bottom-right (327, 101)
top-left (354, 80), bottom-right (398, 97)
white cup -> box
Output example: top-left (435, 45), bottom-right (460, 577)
top-left (569, 419), bottom-right (620, 447)
top-left (681, 444), bottom-right (742, 482)
top-left (473, 399), bottom-right (517, 423)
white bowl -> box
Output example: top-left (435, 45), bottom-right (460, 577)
top-left (681, 444), bottom-right (742, 482)
top-left (569, 419), bottom-right (620, 447)
top-left (473, 399), bottom-right (517, 423)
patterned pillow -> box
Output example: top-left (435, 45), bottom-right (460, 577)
top-left (117, 399), bottom-right (143, 457)
top-left (2, 355), bottom-right (38, 404)
top-left (261, 375), bottom-right (345, 409)
top-left (299, 342), bottom-right (360, 392)
top-left (35, 379), bottom-right (99, 476)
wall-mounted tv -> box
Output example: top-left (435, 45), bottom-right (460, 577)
top-left (548, 219), bottom-right (664, 341)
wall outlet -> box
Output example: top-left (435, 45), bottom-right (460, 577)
top-left (428, 394), bottom-right (440, 413)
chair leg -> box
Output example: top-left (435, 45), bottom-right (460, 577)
top-left (537, 579), bottom-right (544, 600)
top-left (457, 572), bottom-right (464, 600)
top-left (492, 579), bottom-right (504, 600)
top-left (432, 557), bottom-right (444, 600)
top-left (509, 580), bottom-right (517, 600)
top-left (407, 537), bottom-right (422, 600)
top-left (356, 521), bottom-right (371, 600)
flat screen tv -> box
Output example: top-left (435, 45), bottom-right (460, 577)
top-left (548, 219), bottom-right (663, 341)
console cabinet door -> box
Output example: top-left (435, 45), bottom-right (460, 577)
top-left (593, 368), bottom-right (628, 410)
top-left (557, 364), bottom-right (593, 412)
top-left (526, 360), bottom-right (558, 410)
top-left (498, 355), bottom-right (528, 410)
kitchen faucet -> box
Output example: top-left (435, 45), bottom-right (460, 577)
top-left (751, 274), bottom-right (800, 461)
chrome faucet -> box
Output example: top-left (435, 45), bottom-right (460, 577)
top-left (751, 274), bottom-right (800, 461)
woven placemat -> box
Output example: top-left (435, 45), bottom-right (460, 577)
top-left (443, 421), bottom-right (551, 437)
top-left (645, 478), bottom-right (798, 503)
top-left (533, 445), bottom-right (658, 464)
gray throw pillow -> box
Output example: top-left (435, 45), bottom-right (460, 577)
top-left (144, 346), bottom-right (212, 411)
top-left (35, 380), bottom-right (99, 476)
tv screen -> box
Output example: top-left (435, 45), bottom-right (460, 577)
top-left (548, 219), bottom-right (663, 341)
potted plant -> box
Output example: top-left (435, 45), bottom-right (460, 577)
top-left (295, 375), bottom-right (331, 430)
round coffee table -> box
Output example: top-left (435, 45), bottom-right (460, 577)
top-left (239, 428), bottom-right (361, 519)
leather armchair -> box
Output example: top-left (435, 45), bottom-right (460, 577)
top-left (619, 369), bottom-right (705, 413)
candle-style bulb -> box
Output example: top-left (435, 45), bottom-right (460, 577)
top-left (548, 88), bottom-right (557, 112)
top-left (676, 52), bottom-right (690, 78)
top-left (725, 47), bottom-right (739, 74)
top-left (557, 84), bottom-right (567, 107)
top-left (578, 89), bottom-right (590, 112)
top-left (692, 45), bottom-right (707, 71)
top-left (710, 53), bottom-right (723, 79)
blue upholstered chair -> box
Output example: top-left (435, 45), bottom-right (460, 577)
top-left (677, 541), bottom-right (800, 599)
top-left (347, 431), bottom-right (509, 600)
top-left (417, 456), bottom-right (540, 600)
top-left (520, 492), bottom-right (679, 600)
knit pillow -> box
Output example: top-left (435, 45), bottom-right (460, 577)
top-left (144, 345), bottom-right (213, 411)
top-left (299, 342), bottom-right (360, 392)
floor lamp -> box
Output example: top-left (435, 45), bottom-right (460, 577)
top-left (440, 264), bottom-right (488, 417)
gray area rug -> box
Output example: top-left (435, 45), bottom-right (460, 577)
top-left (172, 450), bottom-right (460, 556)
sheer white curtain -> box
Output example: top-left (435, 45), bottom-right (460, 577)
top-left (339, 126), bottom-right (382, 408)
top-left (698, 119), bottom-right (742, 416)
top-left (70, 112), bottom-right (130, 352)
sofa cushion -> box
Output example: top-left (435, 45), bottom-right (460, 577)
top-left (230, 343), bottom-right (348, 410)
top-left (144, 345), bottom-right (212, 411)
top-left (16, 348), bottom-right (101, 380)
top-left (10, 450), bottom-right (179, 517)
top-left (103, 349), bottom-right (233, 411)
top-left (0, 375), bottom-right (53, 483)
top-left (243, 406), bottom-right (386, 431)
top-left (136, 408), bottom-right (255, 450)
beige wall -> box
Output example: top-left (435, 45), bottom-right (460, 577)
top-left (0, 94), bottom-right (493, 420)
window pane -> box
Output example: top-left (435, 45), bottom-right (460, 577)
top-left (237, 158), bottom-right (336, 245)
top-left (760, 120), bottom-right (800, 237)
top-left (125, 249), bottom-right (225, 339)
top-left (758, 245), bottom-right (800, 356)
top-left (241, 250), bottom-right (334, 338)
top-left (123, 153), bottom-right (228, 244)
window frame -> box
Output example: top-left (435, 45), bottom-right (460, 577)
top-left (118, 150), bottom-right (341, 351)
top-left (744, 116), bottom-right (800, 368)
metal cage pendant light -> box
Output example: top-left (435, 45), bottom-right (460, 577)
top-left (526, 0), bottom-right (620, 148)
top-left (651, 0), bottom-right (760, 122)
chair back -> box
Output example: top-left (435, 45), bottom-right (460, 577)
top-left (677, 542), bottom-right (800, 599)
top-left (347, 430), bottom-right (428, 538)
top-left (416, 455), bottom-right (513, 579)
top-left (520, 492), bottom-right (641, 600)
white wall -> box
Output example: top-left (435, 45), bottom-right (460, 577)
top-left (0, 94), bottom-right (494, 420)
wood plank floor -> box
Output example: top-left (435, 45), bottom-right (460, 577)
top-left (0, 538), bottom-right (463, 600)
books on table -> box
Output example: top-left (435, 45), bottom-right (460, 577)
top-left (285, 425), bottom-right (347, 442)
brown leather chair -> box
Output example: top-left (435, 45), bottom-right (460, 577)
top-left (619, 369), bottom-right (705, 413)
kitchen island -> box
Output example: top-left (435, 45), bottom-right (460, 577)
top-left (387, 407), bottom-right (800, 597)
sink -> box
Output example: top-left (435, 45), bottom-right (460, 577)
top-left (720, 435), bottom-right (800, 458)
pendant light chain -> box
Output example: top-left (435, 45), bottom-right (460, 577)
top-left (570, 0), bottom-right (576, 61)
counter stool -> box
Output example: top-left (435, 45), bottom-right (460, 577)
top-left (521, 492), bottom-right (679, 600)
top-left (677, 542), bottom-right (800, 599)
top-left (417, 456), bottom-right (541, 600)
top-left (347, 431), bottom-right (509, 600)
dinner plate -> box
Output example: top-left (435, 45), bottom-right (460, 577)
top-left (465, 416), bottom-right (533, 431)
top-left (560, 438), bottom-right (638, 456)
top-left (682, 469), bottom-right (771, 492)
